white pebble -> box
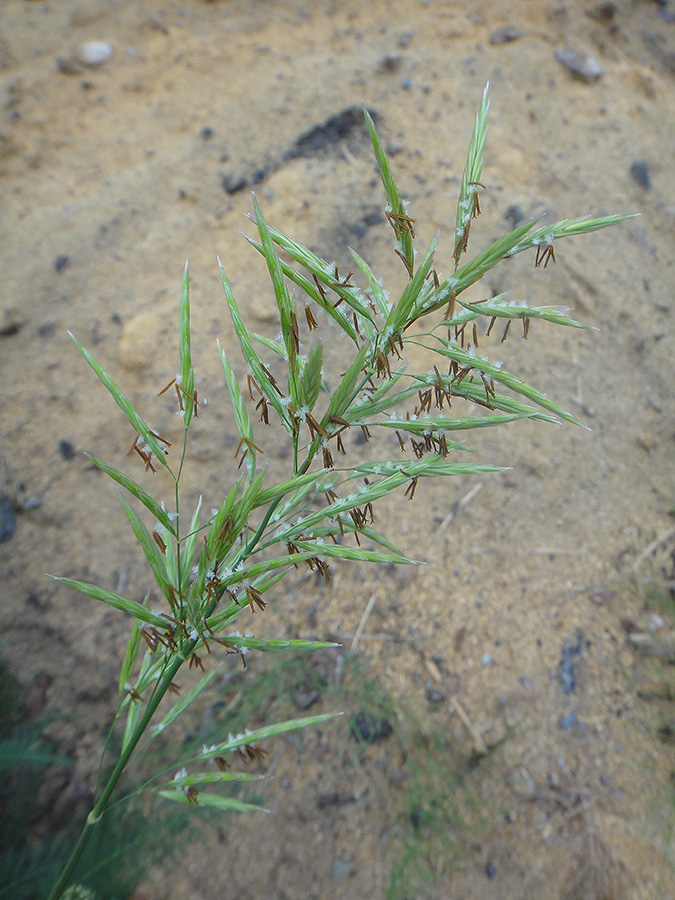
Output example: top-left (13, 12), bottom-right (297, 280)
top-left (77, 40), bottom-right (114, 67)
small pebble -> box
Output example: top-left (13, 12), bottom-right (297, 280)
top-left (293, 689), bottom-right (320, 710)
top-left (400, 78), bottom-right (412, 90)
top-left (647, 614), bottom-right (665, 632)
top-left (555, 48), bottom-right (603, 82)
top-left (333, 859), bottom-right (350, 885)
top-left (504, 204), bottom-right (525, 227)
top-left (559, 710), bottom-right (578, 730)
top-left (58, 439), bottom-right (77, 461)
top-left (0, 492), bottom-right (16, 544)
top-left (56, 56), bottom-right (84, 76)
top-left (425, 682), bottom-right (446, 704)
top-left (485, 860), bottom-right (497, 879)
top-left (54, 254), bottom-right (70, 272)
top-left (481, 653), bottom-right (493, 666)
top-left (630, 160), bottom-right (651, 189)
top-left (351, 711), bottom-right (393, 744)
top-left (379, 54), bottom-right (403, 73)
top-left (490, 25), bottom-right (521, 45)
top-left (587, 1), bottom-right (617, 24)
top-left (77, 40), bottom-right (114, 68)
top-left (637, 432), bottom-right (656, 452)
top-left (221, 173), bottom-right (248, 195)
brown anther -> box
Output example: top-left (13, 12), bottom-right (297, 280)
top-left (352, 312), bottom-right (361, 337)
top-left (395, 248), bottom-right (414, 278)
top-left (185, 787), bottom-right (200, 805)
top-left (328, 415), bottom-right (351, 429)
top-left (157, 377), bottom-right (177, 397)
top-left (455, 366), bottom-right (472, 386)
top-left (305, 413), bottom-right (326, 439)
top-left (174, 382), bottom-right (184, 411)
top-left (140, 626), bottom-right (159, 652)
top-left (189, 654), bottom-right (205, 672)
top-left (315, 558), bottom-right (331, 584)
top-left (305, 304), bottom-right (319, 332)
top-left (445, 292), bottom-right (457, 321)
top-left (325, 489), bottom-right (339, 504)
top-left (385, 209), bottom-right (417, 238)
top-left (480, 372), bottom-right (496, 400)
top-left (166, 584), bottom-right (183, 611)
top-left (234, 435), bottom-right (264, 463)
top-left (336, 433), bottom-right (346, 455)
top-left (312, 274), bottom-right (327, 302)
top-left (522, 316), bottom-right (530, 340)
top-left (322, 445), bottom-right (334, 469)
top-left (247, 374), bottom-right (262, 399)
top-left (473, 323), bottom-right (479, 347)
top-left (256, 396), bottom-right (270, 425)
top-left (534, 242), bottom-right (556, 269)
top-left (360, 424), bottom-right (372, 443)
top-left (152, 529), bottom-right (167, 554)
top-left (217, 516), bottom-right (234, 545)
top-left (500, 319), bottom-right (511, 344)
top-left (127, 687), bottom-right (143, 703)
top-left (167, 682), bottom-right (181, 695)
top-left (215, 757), bottom-right (230, 772)
top-left (388, 333), bottom-right (403, 360)
top-left (404, 475), bottom-right (419, 501)
top-left (375, 348), bottom-right (392, 379)
top-left (244, 584), bottom-right (266, 614)
top-left (486, 316), bottom-right (497, 337)
top-left (286, 540), bottom-right (301, 565)
top-left (329, 266), bottom-right (355, 289)
top-left (149, 429), bottom-right (172, 449)
top-left (176, 383), bottom-right (198, 418)
top-left (395, 430), bottom-right (406, 452)
top-left (453, 224), bottom-right (471, 265)
top-left (289, 310), bottom-right (300, 354)
top-left (260, 363), bottom-right (282, 394)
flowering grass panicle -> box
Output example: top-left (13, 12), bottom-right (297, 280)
top-left (46, 84), bottom-right (630, 900)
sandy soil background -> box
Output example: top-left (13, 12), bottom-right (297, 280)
top-left (1, 1), bottom-right (675, 898)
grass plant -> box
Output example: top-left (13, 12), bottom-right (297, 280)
top-left (45, 84), bottom-right (629, 899)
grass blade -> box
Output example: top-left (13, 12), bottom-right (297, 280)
top-left (85, 454), bottom-right (177, 535)
top-left (49, 577), bottom-right (168, 629)
top-left (178, 261), bottom-right (195, 424)
top-left (364, 108), bottom-right (415, 275)
top-left (454, 82), bottom-right (489, 265)
top-left (69, 334), bottom-right (171, 471)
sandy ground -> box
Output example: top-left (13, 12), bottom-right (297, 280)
top-left (2, 1), bottom-right (675, 898)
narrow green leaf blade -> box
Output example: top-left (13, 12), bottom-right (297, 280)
top-left (218, 258), bottom-right (295, 435)
top-left (69, 334), bottom-right (171, 470)
top-left (157, 790), bottom-right (267, 812)
top-left (454, 82), bottom-right (489, 265)
top-left (195, 713), bottom-right (340, 758)
top-left (179, 261), bottom-right (195, 424)
top-left (85, 454), bottom-right (177, 535)
top-left (151, 666), bottom-right (221, 737)
top-left (364, 107), bottom-right (415, 274)
top-left (49, 576), bottom-right (168, 628)
top-left (117, 494), bottom-right (174, 603)
top-left (118, 618), bottom-right (143, 700)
